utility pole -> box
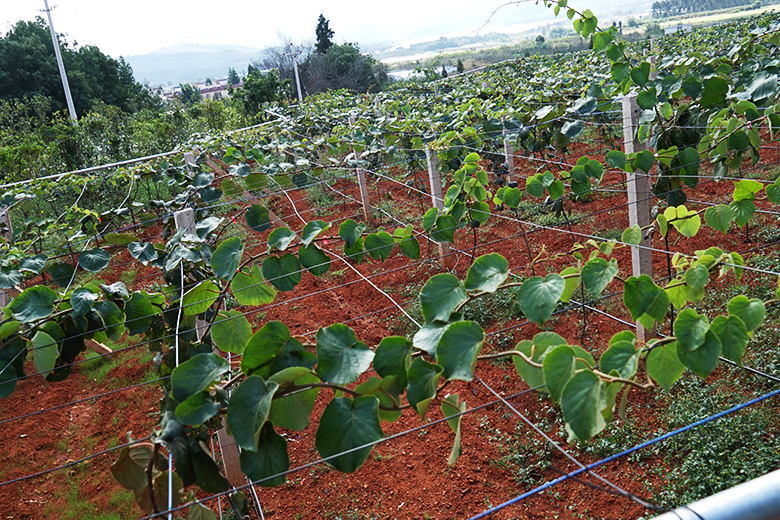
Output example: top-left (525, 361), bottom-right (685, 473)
top-left (289, 43), bottom-right (303, 102)
top-left (43, 0), bottom-right (77, 123)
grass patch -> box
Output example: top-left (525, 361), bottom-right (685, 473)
top-left (44, 466), bottom-right (137, 520)
top-left (654, 373), bottom-right (780, 507)
top-left (80, 350), bottom-right (120, 384)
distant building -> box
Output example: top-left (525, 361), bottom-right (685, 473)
top-left (156, 76), bottom-right (243, 102)
top-left (664, 23), bottom-right (693, 35)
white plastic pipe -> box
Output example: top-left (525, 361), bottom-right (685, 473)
top-left (651, 469), bottom-right (780, 520)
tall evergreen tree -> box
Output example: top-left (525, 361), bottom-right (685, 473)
top-left (315, 14), bottom-right (334, 54)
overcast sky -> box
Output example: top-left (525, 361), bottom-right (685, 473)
top-left (0, 0), bottom-right (570, 57)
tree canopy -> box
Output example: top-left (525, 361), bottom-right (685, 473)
top-left (0, 17), bottom-right (154, 117)
top-left (302, 43), bottom-right (388, 95)
top-left (315, 14), bottom-right (334, 54)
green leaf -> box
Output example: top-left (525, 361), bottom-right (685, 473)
top-left (339, 219), bottom-right (366, 248)
top-left (187, 502), bottom-right (217, 520)
top-left (623, 275), bottom-right (669, 330)
top-left (630, 61), bottom-right (651, 87)
top-left (621, 225), bottom-right (642, 246)
top-left (513, 332), bottom-right (567, 389)
top-left (125, 292), bottom-right (155, 336)
top-left (365, 231), bottom-right (395, 261)
top-left (0, 270), bottom-right (21, 291)
top-left (32, 331), bottom-right (58, 377)
top-left (766, 180), bottom-right (780, 204)
top-left (605, 150), bottom-right (627, 170)
top-left (211, 237), bottom-right (243, 280)
top-left (676, 329), bottom-right (721, 378)
top-left (634, 150), bottom-right (655, 173)
top-left (526, 176), bottom-right (544, 198)
top-left (636, 88), bottom-right (657, 110)
top-left (684, 264), bottom-right (708, 304)
top-left (406, 358), bottom-right (443, 418)
top-left (419, 274), bottom-right (467, 323)
top-left (561, 371), bottom-right (605, 442)
top-left (674, 309), bottom-right (710, 352)
top-left (316, 324), bottom-right (374, 384)
top-left (700, 76), bottom-right (729, 108)
top-left (171, 353), bottom-right (229, 403)
top-left (355, 376), bottom-right (402, 423)
top-left (733, 179), bottom-right (763, 201)
top-left (729, 199), bottom-right (755, 228)
top-left (239, 423), bottom-right (289, 486)
top-left (561, 120), bottom-right (584, 139)
top-left (262, 254), bottom-right (302, 292)
top-left (19, 254), bottom-right (46, 275)
top-left (78, 248), bottom-right (110, 272)
top-left (664, 205), bottom-right (701, 238)
top-left (128, 242), bottom-right (158, 265)
top-left (394, 226), bottom-right (420, 260)
top-left (373, 337), bottom-right (412, 390)
top-left (412, 320), bottom-right (453, 355)
top-left (298, 243), bottom-right (331, 276)
top-left (710, 315), bottom-right (749, 365)
top-left (441, 394), bottom-right (467, 466)
top-left (245, 204), bottom-right (271, 233)
top-left (516, 274), bottom-right (565, 326)
top-left (704, 205), bottom-right (734, 234)
top-left (559, 266), bottom-right (580, 303)
top-left (211, 311), bottom-right (252, 354)
top-left (111, 445), bottom-right (166, 491)
top-left (646, 343), bottom-right (685, 391)
top-left (70, 288), bottom-right (97, 317)
top-left (422, 207), bottom-right (439, 233)
top-left (600, 341), bottom-right (639, 379)
top-left (181, 280), bottom-right (220, 316)
top-left (227, 376), bottom-right (279, 451)
top-left (196, 217), bottom-right (223, 240)
top-left (269, 370), bottom-right (319, 431)
top-left (95, 300), bottom-right (124, 341)
top-left (267, 227), bottom-right (297, 252)
top-left (436, 321), bottom-right (484, 381)
top-left (543, 345), bottom-right (577, 403)
top-left (221, 177), bottom-right (243, 198)
top-left (464, 253), bottom-right (509, 293)
top-left (7, 285), bottom-right (57, 323)
top-left (315, 396), bottom-right (383, 473)
top-left (175, 391), bottom-right (221, 426)
top-left (241, 321), bottom-right (297, 377)
top-left (727, 295), bottom-right (765, 333)
top-left (301, 220), bottom-right (330, 247)
top-left (581, 258), bottom-right (618, 297)
top-left (232, 265), bottom-right (276, 305)
top-left (431, 215), bottom-right (457, 244)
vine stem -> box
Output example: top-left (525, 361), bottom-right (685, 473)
top-left (147, 443), bottom-right (161, 516)
top-left (477, 351), bottom-right (653, 390)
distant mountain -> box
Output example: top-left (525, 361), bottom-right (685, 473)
top-left (125, 44), bottom-right (268, 86)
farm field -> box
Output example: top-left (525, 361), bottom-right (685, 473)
top-left (1, 4), bottom-right (780, 520)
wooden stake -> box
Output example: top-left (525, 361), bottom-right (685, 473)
top-left (173, 207), bottom-right (243, 490)
top-left (425, 146), bottom-right (454, 269)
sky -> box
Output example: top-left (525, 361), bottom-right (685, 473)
top-left (0, 0), bottom-right (572, 58)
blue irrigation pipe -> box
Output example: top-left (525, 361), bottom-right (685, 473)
top-left (468, 386), bottom-right (780, 520)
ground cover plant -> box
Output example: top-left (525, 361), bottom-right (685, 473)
top-left (1, 2), bottom-right (780, 518)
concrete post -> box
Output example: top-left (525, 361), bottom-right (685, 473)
top-left (424, 146), bottom-right (454, 269)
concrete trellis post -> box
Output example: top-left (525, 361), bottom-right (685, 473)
top-left (503, 117), bottom-right (516, 184)
top-left (0, 206), bottom-right (12, 308)
top-left (348, 115), bottom-right (373, 222)
top-left (424, 146), bottom-right (454, 269)
top-left (622, 93), bottom-right (654, 342)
